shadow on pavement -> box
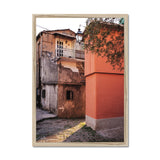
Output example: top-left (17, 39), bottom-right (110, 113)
top-left (63, 125), bottom-right (124, 142)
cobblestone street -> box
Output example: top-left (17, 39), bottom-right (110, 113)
top-left (36, 118), bottom-right (124, 143)
top-left (36, 108), bottom-right (56, 121)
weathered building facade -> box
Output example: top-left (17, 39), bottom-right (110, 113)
top-left (36, 29), bottom-right (85, 118)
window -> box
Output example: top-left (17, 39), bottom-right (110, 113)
top-left (57, 41), bottom-right (63, 57)
top-left (42, 89), bottom-right (46, 98)
top-left (66, 90), bottom-right (73, 100)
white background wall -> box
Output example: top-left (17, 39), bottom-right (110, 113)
top-left (0, 0), bottom-right (160, 160)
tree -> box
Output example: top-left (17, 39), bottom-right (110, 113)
top-left (83, 18), bottom-right (124, 71)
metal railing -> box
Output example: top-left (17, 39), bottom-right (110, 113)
top-left (75, 50), bottom-right (85, 59)
top-left (55, 48), bottom-right (75, 58)
top-left (55, 48), bottom-right (85, 59)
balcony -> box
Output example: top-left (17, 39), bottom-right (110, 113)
top-left (75, 50), bottom-right (84, 59)
top-left (55, 48), bottom-right (75, 58)
top-left (55, 48), bottom-right (84, 59)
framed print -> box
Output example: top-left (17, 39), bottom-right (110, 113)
top-left (32, 14), bottom-right (128, 147)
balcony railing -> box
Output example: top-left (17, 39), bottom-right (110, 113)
top-left (55, 48), bottom-right (75, 58)
top-left (55, 48), bottom-right (84, 59)
top-left (75, 50), bottom-right (85, 59)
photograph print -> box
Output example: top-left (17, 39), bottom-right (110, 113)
top-left (33, 15), bottom-right (128, 146)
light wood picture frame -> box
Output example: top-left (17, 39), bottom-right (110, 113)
top-left (32, 14), bottom-right (128, 147)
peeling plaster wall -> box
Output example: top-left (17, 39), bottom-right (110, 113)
top-left (60, 61), bottom-right (79, 72)
top-left (58, 60), bottom-right (84, 83)
top-left (41, 84), bottom-right (58, 114)
top-left (42, 33), bottom-right (56, 57)
top-left (41, 55), bottom-right (58, 83)
top-left (40, 55), bottom-right (58, 113)
top-left (58, 64), bottom-right (80, 83)
top-left (57, 59), bottom-right (85, 118)
top-left (58, 84), bottom-right (85, 118)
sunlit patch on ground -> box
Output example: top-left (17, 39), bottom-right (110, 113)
top-left (36, 118), bottom-right (123, 142)
top-left (37, 121), bottom-right (86, 143)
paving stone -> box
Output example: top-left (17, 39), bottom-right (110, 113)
top-left (36, 118), bottom-right (124, 142)
top-left (36, 108), bottom-right (56, 121)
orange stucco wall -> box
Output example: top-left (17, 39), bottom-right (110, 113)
top-left (95, 73), bottom-right (124, 119)
top-left (85, 65), bottom-right (124, 119)
top-left (85, 24), bottom-right (124, 120)
top-left (85, 51), bottom-right (123, 76)
top-left (86, 74), bottom-right (97, 118)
